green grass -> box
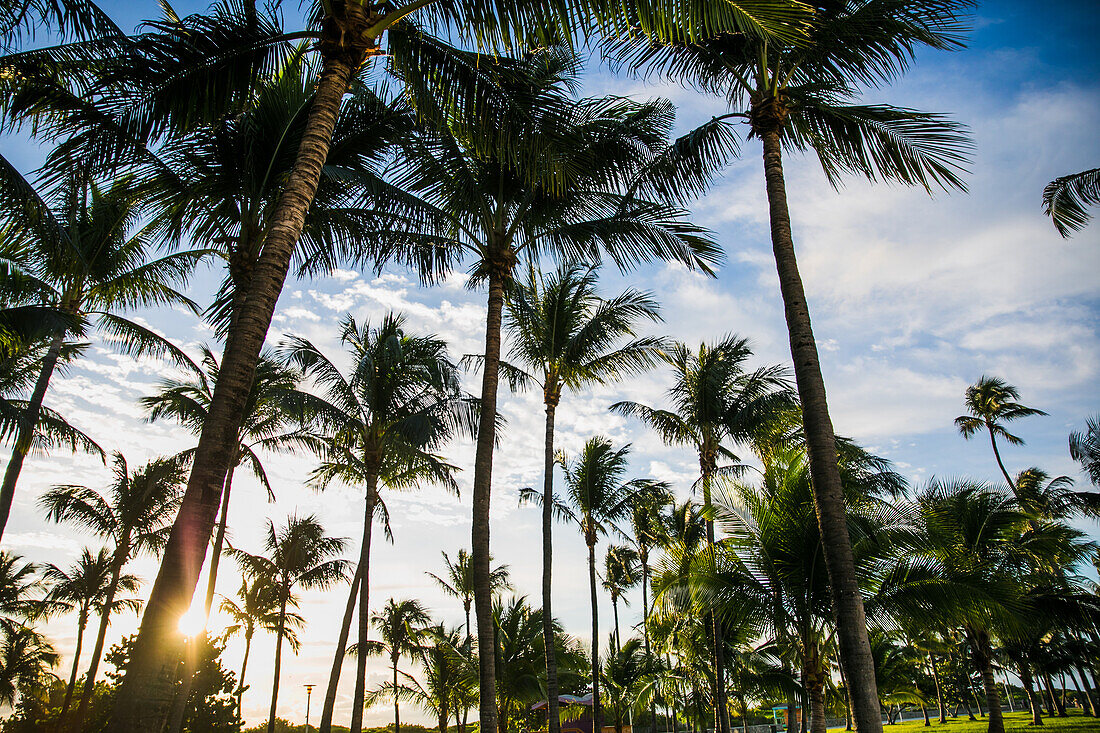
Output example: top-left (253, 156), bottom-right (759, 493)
top-left (882, 710), bottom-right (1100, 733)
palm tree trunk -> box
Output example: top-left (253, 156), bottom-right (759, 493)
top-left (700, 463), bottom-right (730, 733)
top-left (1044, 673), bottom-right (1066, 717)
top-left (642, 553), bottom-right (657, 733)
top-left (1020, 664), bottom-right (1043, 726)
top-left (393, 657), bottom-right (401, 733)
top-left (921, 704), bottom-right (929, 727)
top-left (320, 562), bottom-right (363, 733)
top-left (267, 592), bottom-right (290, 733)
top-left (238, 629), bottom-right (253, 720)
top-left (0, 332), bottom-right (63, 543)
top-left (74, 540), bottom-right (127, 730)
top-left (588, 538), bottom-right (602, 729)
top-left (838, 652), bottom-right (854, 731)
top-left (986, 426), bottom-right (1016, 490)
top-left (472, 262), bottom-right (507, 733)
top-left (59, 611), bottom-right (87, 720)
top-left (542, 398), bottom-right (562, 733)
top-left (759, 127), bottom-right (883, 733)
top-left (350, 485), bottom-right (379, 733)
top-left (1076, 665), bottom-right (1096, 716)
top-left (928, 654), bottom-right (945, 724)
top-left (612, 597), bottom-right (620, 654)
top-left (109, 48), bottom-right (363, 733)
top-left (807, 663), bottom-right (827, 733)
top-left (1066, 668), bottom-right (1089, 716)
top-left (203, 457), bottom-right (238, 618)
top-left (970, 629), bottom-right (1003, 733)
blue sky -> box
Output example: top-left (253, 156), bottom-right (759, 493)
top-left (3, 0), bottom-right (1099, 727)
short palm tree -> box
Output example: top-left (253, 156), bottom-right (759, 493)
top-left (41, 547), bottom-right (141, 720)
top-left (1043, 168), bottom-right (1100, 237)
top-left (0, 169), bottom-right (201, 542)
top-left (602, 545), bottom-right (640, 654)
top-left (502, 261), bottom-right (662, 730)
top-left (612, 335), bottom-right (789, 725)
top-left (142, 348), bottom-right (312, 623)
top-left (609, 4), bottom-right (975, 727)
top-left (1070, 415), bottom-right (1100, 487)
top-left (601, 637), bottom-right (661, 733)
top-left (0, 550), bottom-right (40, 621)
top-left (371, 597), bottom-right (432, 733)
top-left (955, 376), bottom-right (1047, 490)
top-left (38, 453), bottom-right (184, 727)
top-left (526, 437), bottom-right (661, 725)
top-left (282, 313), bottom-right (470, 733)
top-left (220, 573), bottom-right (304, 719)
top-left (232, 514), bottom-right (348, 733)
top-left (0, 618), bottom-right (58, 708)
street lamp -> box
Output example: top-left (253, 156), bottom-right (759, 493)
top-left (304, 684), bottom-right (316, 732)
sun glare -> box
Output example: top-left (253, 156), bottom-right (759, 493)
top-left (178, 607), bottom-right (206, 638)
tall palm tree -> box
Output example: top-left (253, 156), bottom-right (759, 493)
top-left (426, 548), bottom-right (511, 640)
top-left (0, 169), bottom-right (202, 542)
top-left (526, 437), bottom-right (662, 726)
top-left (0, 551), bottom-right (40, 621)
top-left (1070, 415), bottom-right (1100, 487)
top-left (955, 376), bottom-right (1047, 490)
top-left (1043, 168), bottom-right (1100, 237)
top-left (609, 4), bottom-right (975, 727)
top-left (502, 261), bottom-right (662, 731)
top-left (220, 573), bottom-right (304, 718)
top-left (38, 453), bottom-right (184, 728)
top-left (282, 312), bottom-right (470, 733)
top-left (371, 597), bottom-right (432, 733)
top-left (612, 335), bottom-right (790, 729)
top-left (232, 514), bottom-right (348, 733)
top-left (41, 547), bottom-right (141, 721)
top-left (378, 45), bottom-right (723, 732)
top-left (142, 348), bottom-right (312, 625)
top-left (0, 618), bottom-right (58, 708)
top-left (627, 490), bottom-right (672, 666)
top-left (603, 545), bottom-right (640, 654)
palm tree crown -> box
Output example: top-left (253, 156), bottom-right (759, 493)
top-left (955, 375), bottom-right (1048, 489)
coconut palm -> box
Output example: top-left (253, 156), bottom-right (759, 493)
top-left (1012, 468), bottom-right (1100, 523)
top-left (0, 169), bottom-right (201, 543)
top-left (142, 348), bottom-right (313, 625)
top-left (603, 545), bottom-right (640, 654)
top-left (501, 261), bottom-right (662, 731)
top-left (38, 453), bottom-right (184, 727)
top-left (0, 618), bottom-right (58, 708)
top-left (1070, 416), bottom-right (1100, 487)
top-left (220, 573), bottom-right (304, 718)
top-left (525, 437), bottom-right (663, 725)
top-left (1043, 168), bottom-right (1100, 237)
top-left (627, 488), bottom-right (672, 712)
top-left (955, 376), bottom-right (1047, 491)
top-left (369, 598), bottom-right (432, 733)
top-left (232, 514), bottom-right (348, 733)
top-left (601, 637), bottom-right (661, 733)
top-left (41, 547), bottom-right (141, 720)
top-left (282, 312), bottom-right (470, 733)
top-left (612, 335), bottom-right (790, 728)
top-left (378, 45), bottom-right (723, 732)
top-left (426, 549), bottom-right (511, 641)
top-left (0, 550), bottom-right (40, 621)
top-left (609, 2), bottom-right (975, 725)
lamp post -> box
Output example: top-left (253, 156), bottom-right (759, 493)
top-left (304, 684), bottom-right (316, 732)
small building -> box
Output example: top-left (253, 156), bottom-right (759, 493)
top-left (770, 705), bottom-right (802, 730)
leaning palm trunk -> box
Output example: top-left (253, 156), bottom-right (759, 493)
top-left (349, 486), bottom-right (379, 733)
top-left (759, 127), bottom-right (883, 733)
top-left (203, 458), bottom-right (238, 618)
top-left (1020, 664), bottom-right (1043, 725)
top-left (267, 594), bottom-right (290, 733)
top-left (1076, 665), bottom-right (1096, 716)
top-left (969, 629), bottom-right (1003, 733)
top-left (238, 629), bottom-right (254, 719)
top-left (472, 262), bottom-right (509, 733)
top-left (542, 396), bottom-right (562, 733)
top-left (75, 540), bottom-right (127, 728)
top-left (110, 49), bottom-right (363, 733)
top-left (986, 426), bottom-right (1016, 489)
top-left (929, 653), bottom-right (946, 724)
top-left (320, 561), bottom-right (363, 732)
top-left (0, 333), bottom-right (63, 543)
top-left (586, 538), bottom-right (602, 726)
top-left (59, 610), bottom-right (87, 720)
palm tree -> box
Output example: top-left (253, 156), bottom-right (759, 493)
top-left (626, 488), bottom-right (671, 729)
top-left (1070, 415), bottom-right (1100, 487)
top-left (220, 573), bottom-right (304, 718)
top-left (0, 169), bottom-right (201, 542)
top-left (370, 597), bottom-right (432, 733)
top-left (232, 514), bottom-right (349, 733)
top-left (601, 637), bottom-right (661, 733)
top-left (282, 312), bottom-right (470, 733)
top-left (1043, 168), bottom-right (1100, 237)
top-left (612, 335), bottom-right (790, 729)
top-left (955, 376), bottom-right (1047, 490)
top-left (526, 437), bottom-right (662, 726)
top-left (378, 45), bottom-right (723, 732)
top-left (603, 545), bottom-right (640, 654)
top-left (0, 618), bottom-right (58, 708)
top-left (41, 547), bottom-right (141, 720)
top-left (38, 453), bottom-right (184, 728)
top-left (609, 4), bottom-right (975, 727)
top-left (426, 549), bottom-right (511, 642)
top-left (142, 348), bottom-right (312, 624)
top-left (501, 261), bottom-right (663, 731)
top-left (0, 550), bottom-right (40, 621)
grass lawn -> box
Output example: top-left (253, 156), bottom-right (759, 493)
top-left (880, 711), bottom-right (1100, 733)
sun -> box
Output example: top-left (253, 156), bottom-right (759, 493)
top-left (178, 607), bottom-right (206, 638)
